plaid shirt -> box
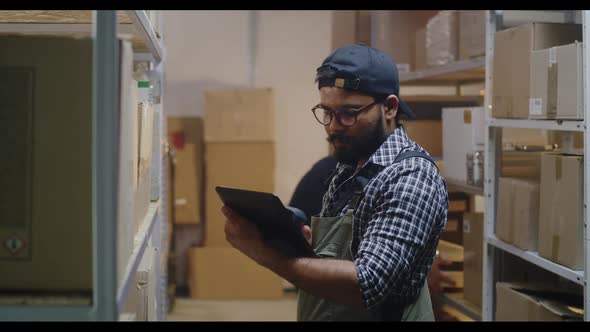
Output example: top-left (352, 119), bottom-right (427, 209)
top-left (320, 126), bottom-right (448, 311)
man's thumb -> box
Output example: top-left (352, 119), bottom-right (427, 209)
top-left (302, 225), bottom-right (312, 245)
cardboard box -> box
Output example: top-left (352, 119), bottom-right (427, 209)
top-left (503, 127), bottom-right (552, 148)
top-left (442, 107), bottom-right (485, 182)
top-left (204, 88), bottom-right (274, 142)
top-left (441, 215), bottom-right (463, 245)
top-left (415, 27), bottom-right (427, 70)
top-left (117, 41), bottom-right (139, 287)
top-left (538, 154), bottom-right (584, 270)
top-left (501, 151), bottom-right (543, 181)
top-left (166, 148), bottom-right (174, 245)
top-left (529, 47), bottom-right (552, 119)
top-left (188, 247), bottom-right (283, 300)
top-left (205, 142), bottom-right (275, 247)
top-left (331, 11), bottom-right (371, 49)
top-left (435, 160), bottom-right (444, 176)
top-left (167, 117), bottom-right (204, 225)
top-left (492, 23), bottom-right (582, 119)
top-left (356, 10), bottom-right (371, 45)
top-left (402, 119), bottom-right (442, 157)
top-left (463, 212), bottom-right (483, 308)
top-left (530, 43), bottom-right (584, 119)
top-left (332, 11), bottom-right (356, 49)
top-left (556, 42), bottom-right (583, 119)
top-left (436, 240), bottom-right (464, 292)
top-left (496, 178), bottom-right (540, 251)
top-left (459, 11), bottom-right (487, 60)
top-left (150, 106), bottom-right (161, 203)
top-left (495, 282), bottom-right (583, 321)
top-left (449, 199), bottom-right (468, 213)
top-left (373, 11), bottom-right (438, 72)
top-left (553, 131), bottom-right (584, 155)
top-left (135, 101), bottom-right (154, 234)
top-left (426, 10), bottom-right (460, 67)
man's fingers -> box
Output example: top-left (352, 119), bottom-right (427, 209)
top-left (302, 225), bottom-right (312, 245)
top-left (436, 255), bottom-right (453, 266)
top-left (221, 205), bottom-right (234, 218)
top-left (222, 206), bottom-right (246, 225)
top-left (439, 272), bottom-right (456, 286)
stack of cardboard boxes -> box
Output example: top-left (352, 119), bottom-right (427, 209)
top-left (186, 88), bottom-right (283, 300)
top-left (167, 117), bottom-right (205, 228)
top-left (492, 23), bottom-right (583, 120)
top-left (492, 22), bottom-right (585, 321)
top-left (418, 10), bottom-right (487, 70)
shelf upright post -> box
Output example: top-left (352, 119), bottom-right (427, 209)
top-left (583, 9), bottom-right (590, 322)
top-left (92, 10), bottom-right (120, 321)
top-left (482, 10), bottom-right (502, 322)
top-left (156, 71), bottom-right (167, 323)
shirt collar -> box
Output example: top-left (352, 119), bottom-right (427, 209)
top-left (367, 126), bottom-right (411, 167)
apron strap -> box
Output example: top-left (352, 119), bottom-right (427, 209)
top-left (332, 149), bottom-right (442, 215)
top-left (393, 149), bottom-right (438, 168)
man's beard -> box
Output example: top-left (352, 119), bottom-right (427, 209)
top-left (327, 115), bottom-right (387, 165)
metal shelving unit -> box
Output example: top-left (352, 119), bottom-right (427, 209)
top-left (488, 118), bottom-right (585, 132)
top-left (445, 178), bottom-right (484, 196)
top-left (399, 56), bottom-right (486, 84)
top-left (388, 12), bottom-right (487, 321)
top-left (0, 10), bottom-right (167, 321)
top-left (487, 235), bottom-right (584, 285)
top-left (482, 10), bottom-right (589, 321)
top-left (438, 293), bottom-right (481, 321)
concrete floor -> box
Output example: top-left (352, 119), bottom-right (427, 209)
top-left (165, 290), bottom-right (467, 321)
top-left (166, 291), bottom-right (298, 321)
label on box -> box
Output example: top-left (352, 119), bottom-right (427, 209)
top-left (396, 63), bottom-right (411, 73)
top-left (463, 110), bottom-right (472, 124)
top-left (549, 47), bottom-right (557, 64)
top-left (463, 219), bottom-right (471, 233)
top-left (529, 98), bottom-right (543, 116)
top-left (175, 198), bottom-right (188, 206)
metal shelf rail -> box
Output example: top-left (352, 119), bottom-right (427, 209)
top-left (399, 56), bottom-right (486, 84)
top-left (487, 235), bottom-right (584, 285)
top-left (482, 10), bottom-right (589, 321)
top-left (445, 178), bottom-right (484, 196)
top-left (438, 293), bottom-right (482, 321)
top-left (0, 10), bottom-right (166, 321)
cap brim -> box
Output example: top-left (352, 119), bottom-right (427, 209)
top-left (398, 99), bottom-right (416, 120)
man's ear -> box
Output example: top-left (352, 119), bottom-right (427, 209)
top-left (383, 94), bottom-right (399, 121)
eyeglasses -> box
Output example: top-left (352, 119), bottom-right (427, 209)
top-left (311, 101), bottom-right (379, 127)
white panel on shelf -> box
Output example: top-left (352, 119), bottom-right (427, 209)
top-left (443, 106), bottom-right (485, 182)
top-left (117, 39), bottom-right (138, 288)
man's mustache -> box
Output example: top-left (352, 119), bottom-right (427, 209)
top-left (326, 134), bottom-right (354, 144)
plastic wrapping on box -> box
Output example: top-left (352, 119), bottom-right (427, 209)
top-left (426, 10), bottom-right (460, 67)
top-left (459, 10), bottom-right (486, 60)
top-left (117, 40), bottom-right (138, 287)
top-left (0, 10), bottom-right (131, 23)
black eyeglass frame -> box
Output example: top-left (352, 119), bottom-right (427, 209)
top-left (311, 100), bottom-right (382, 127)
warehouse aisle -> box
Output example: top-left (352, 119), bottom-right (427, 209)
top-left (166, 291), bottom-right (298, 321)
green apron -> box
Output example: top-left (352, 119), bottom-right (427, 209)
top-left (297, 150), bottom-right (438, 321)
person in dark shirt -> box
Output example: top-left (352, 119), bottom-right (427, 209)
top-left (288, 156), bottom-right (338, 226)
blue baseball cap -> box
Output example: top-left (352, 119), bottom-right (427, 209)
top-left (316, 43), bottom-right (416, 120)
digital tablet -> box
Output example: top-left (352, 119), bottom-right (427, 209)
top-left (215, 186), bottom-right (317, 258)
